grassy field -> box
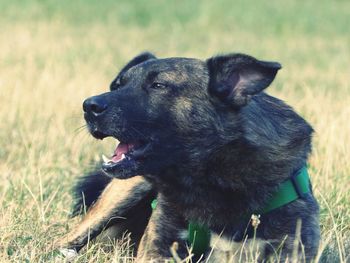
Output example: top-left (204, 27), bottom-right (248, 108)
top-left (0, 0), bottom-right (349, 262)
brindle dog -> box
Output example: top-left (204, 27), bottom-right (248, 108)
top-left (57, 52), bottom-right (320, 262)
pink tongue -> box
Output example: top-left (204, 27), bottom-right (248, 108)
top-left (112, 143), bottom-right (130, 162)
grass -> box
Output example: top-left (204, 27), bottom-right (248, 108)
top-left (0, 0), bottom-right (349, 262)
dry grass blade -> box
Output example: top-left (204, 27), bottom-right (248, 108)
top-left (0, 0), bottom-right (349, 262)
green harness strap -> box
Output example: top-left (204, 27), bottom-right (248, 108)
top-left (187, 221), bottom-right (211, 258)
top-left (151, 166), bottom-right (311, 257)
top-left (260, 166), bottom-right (310, 214)
top-left (150, 199), bottom-right (211, 257)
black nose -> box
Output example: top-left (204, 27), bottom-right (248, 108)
top-left (83, 96), bottom-right (108, 115)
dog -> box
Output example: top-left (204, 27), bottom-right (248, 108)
top-left (57, 52), bottom-right (320, 262)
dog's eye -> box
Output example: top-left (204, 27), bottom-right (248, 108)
top-left (150, 82), bottom-right (166, 89)
top-left (116, 76), bottom-right (126, 87)
top-left (110, 79), bottom-right (121, 91)
top-left (111, 76), bottom-right (126, 90)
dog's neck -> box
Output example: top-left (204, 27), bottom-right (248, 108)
top-left (146, 94), bottom-right (313, 229)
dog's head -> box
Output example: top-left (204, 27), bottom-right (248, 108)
top-left (83, 52), bottom-right (281, 179)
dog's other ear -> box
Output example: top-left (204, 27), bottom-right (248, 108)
top-left (120, 52), bottom-right (157, 73)
top-left (207, 53), bottom-right (281, 107)
top-left (111, 52), bottom-right (156, 89)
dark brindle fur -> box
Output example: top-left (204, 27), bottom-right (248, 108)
top-left (57, 52), bottom-right (320, 262)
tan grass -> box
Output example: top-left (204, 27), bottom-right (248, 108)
top-left (0, 1), bottom-right (349, 262)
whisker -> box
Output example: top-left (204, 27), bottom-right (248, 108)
top-left (72, 127), bottom-right (91, 141)
top-left (74, 125), bottom-right (87, 134)
top-left (129, 119), bottom-right (157, 125)
top-left (130, 126), bottom-right (148, 140)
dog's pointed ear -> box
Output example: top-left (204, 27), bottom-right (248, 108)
top-left (111, 52), bottom-right (156, 89)
top-left (207, 54), bottom-right (281, 107)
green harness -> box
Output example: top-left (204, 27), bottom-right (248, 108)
top-left (151, 166), bottom-right (311, 257)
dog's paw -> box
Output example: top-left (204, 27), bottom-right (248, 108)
top-left (59, 248), bottom-right (78, 262)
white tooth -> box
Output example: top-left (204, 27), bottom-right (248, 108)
top-left (102, 154), bottom-right (111, 163)
top-left (121, 154), bottom-right (126, 160)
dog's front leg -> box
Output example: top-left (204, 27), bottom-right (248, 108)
top-left (136, 194), bottom-right (189, 262)
top-left (57, 176), bottom-right (154, 258)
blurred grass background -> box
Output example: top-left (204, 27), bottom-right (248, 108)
top-left (0, 0), bottom-right (349, 262)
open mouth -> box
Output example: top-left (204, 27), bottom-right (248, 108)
top-left (101, 140), bottom-right (151, 178)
